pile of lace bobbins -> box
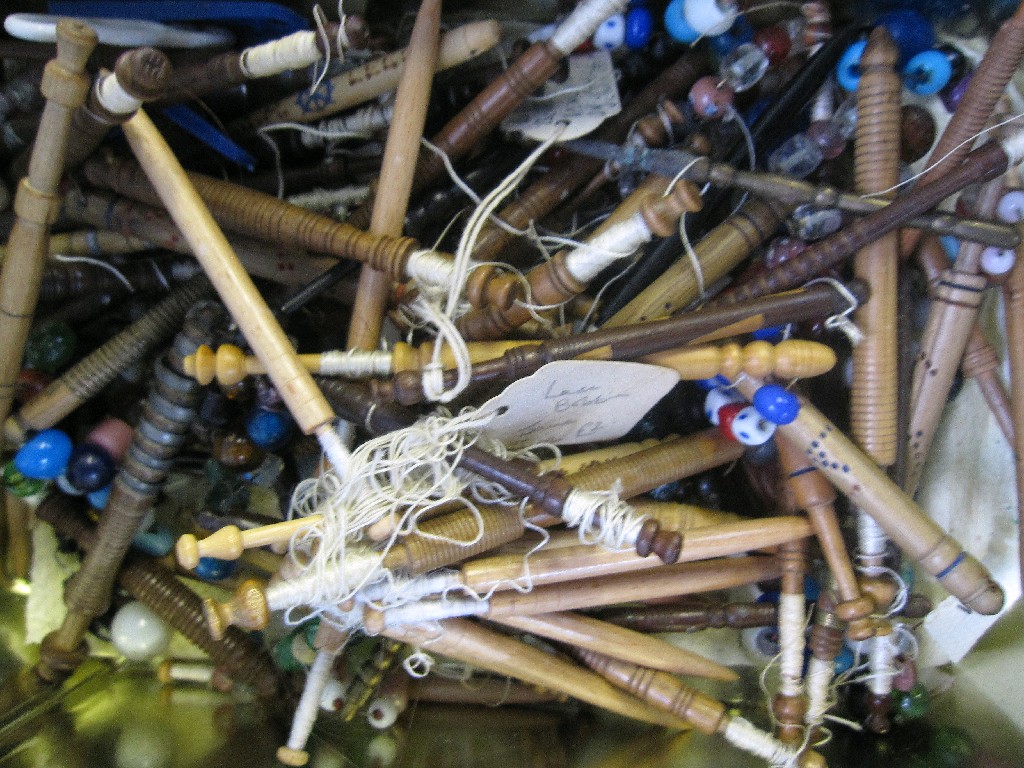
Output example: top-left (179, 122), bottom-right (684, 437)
top-left (1, 1), bottom-right (1023, 767)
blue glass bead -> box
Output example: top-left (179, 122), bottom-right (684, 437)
top-left (903, 49), bottom-right (952, 95)
top-left (2, 461), bottom-right (45, 497)
top-left (65, 442), bottom-right (116, 493)
top-left (194, 556), bottom-right (239, 582)
top-left (751, 326), bottom-right (786, 343)
top-left (246, 407), bottom-right (295, 451)
top-left (624, 7), bottom-right (653, 49)
top-left (836, 40), bottom-right (867, 92)
top-left (753, 384), bottom-right (799, 425)
top-left (877, 9), bottom-right (934, 65)
top-left (804, 575), bottom-right (820, 601)
top-left (664, 0), bottom-right (700, 43)
top-left (133, 523), bottom-right (175, 557)
top-left (707, 15), bottom-right (753, 57)
top-left (940, 235), bottom-right (960, 261)
top-left (834, 646), bottom-right (855, 675)
top-left (756, 589), bottom-right (779, 604)
top-left (15, 429), bottom-right (73, 480)
top-left (88, 484), bottom-right (111, 510)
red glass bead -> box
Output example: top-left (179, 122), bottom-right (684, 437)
top-left (689, 75), bottom-right (735, 119)
top-left (752, 25), bottom-right (791, 65)
top-left (716, 402), bottom-right (746, 441)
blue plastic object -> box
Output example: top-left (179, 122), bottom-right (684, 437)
top-left (195, 556), bottom-right (239, 581)
top-left (247, 407), bottom-right (295, 451)
top-left (133, 523), bottom-right (175, 557)
top-left (834, 646), bottom-right (855, 675)
top-left (903, 49), bottom-right (952, 95)
top-left (751, 325), bottom-right (786, 343)
top-left (837, 40), bottom-right (867, 92)
top-left (15, 429), bottom-right (73, 480)
top-left (88, 484), bottom-right (112, 510)
top-left (624, 6), bottom-right (654, 49)
top-left (48, 1), bottom-right (307, 45)
top-left (877, 9), bottom-right (935, 65)
top-left (752, 384), bottom-right (800, 425)
top-left (158, 104), bottom-right (256, 170)
top-left (664, 0), bottom-right (700, 43)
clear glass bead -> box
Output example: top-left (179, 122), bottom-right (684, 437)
top-left (719, 43), bottom-right (769, 92)
top-left (767, 133), bottom-right (823, 179)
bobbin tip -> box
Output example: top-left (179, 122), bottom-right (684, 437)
top-left (176, 534), bottom-right (200, 570)
top-left (963, 581), bottom-right (1005, 616)
top-left (276, 746), bottom-right (310, 766)
top-left (156, 659), bottom-right (174, 684)
top-left (797, 750), bottom-right (827, 768)
top-left (202, 596), bottom-right (227, 641)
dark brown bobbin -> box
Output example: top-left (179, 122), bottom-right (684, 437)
top-left (594, 601), bottom-right (779, 632)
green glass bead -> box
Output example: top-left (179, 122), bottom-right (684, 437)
top-left (894, 682), bottom-right (931, 722)
top-left (24, 322), bottom-right (76, 374)
top-left (272, 630), bottom-right (316, 672)
top-left (927, 726), bottom-right (974, 768)
top-left (2, 461), bottom-right (46, 497)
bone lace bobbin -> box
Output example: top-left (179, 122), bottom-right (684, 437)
top-left (119, 109), bottom-right (352, 475)
top-left (0, 20), bottom-right (97, 434)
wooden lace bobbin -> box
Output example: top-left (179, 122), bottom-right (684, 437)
top-left (35, 493), bottom-right (282, 698)
top-left (850, 27), bottom-right (901, 469)
top-left (0, 20), bottom-right (96, 434)
top-left (81, 157), bottom-right (420, 284)
top-left (378, 279), bottom-right (868, 407)
top-left (916, 234), bottom-right (1013, 444)
top-left (163, 17), bottom-right (369, 103)
top-left (641, 339), bottom-right (836, 382)
top-left (775, 436), bottom-right (875, 640)
top-left (277, 623), bottom-right (350, 767)
top-left (576, 651), bottom-right (825, 768)
top-left (409, 675), bottom-right (565, 706)
top-left (804, 590), bottom-right (844, 733)
top-left (904, 179), bottom-right (1003, 497)
top-left (4, 489), bottom-right (32, 581)
top-left (182, 340), bottom-right (531, 389)
top-left (374, 617), bottom-right (689, 729)
top-left (732, 377), bottom-right (1005, 615)
top-left (605, 196), bottom-right (791, 327)
top-left (594, 601), bottom-right (778, 633)
top-left (37, 304), bottom-right (219, 682)
top-left (1005, 222), bottom-right (1024, 591)
top-left (709, 139), bottom-right (1012, 308)
top-left (492, 611), bottom-right (737, 681)
top-left (347, 0), bottom-right (442, 353)
top-left (121, 110), bottom-right (351, 474)
top-left (0, 230), bottom-right (151, 261)
top-left (5, 275), bottom-right (214, 446)
top-left (772, 538), bottom-right (809, 744)
top-left (62, 46), bottom-right (171, 171)
top-left (227, 21), bottom-right (500, 134)
top-left (457, 181), bottom-right (704, 341)
top-left (467, 49), bottom-right (710, 271)
top-left (61, 189), bottom-right (357, 302)
top-left (899, 0), bottom-right (1024, 259)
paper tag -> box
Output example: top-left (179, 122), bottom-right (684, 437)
top-left (501, 51), bottom-right (621, 142)
top-left (476, 360), bottom-right (678, 449)
top-left (920, 596), bottom-right (1005, 665)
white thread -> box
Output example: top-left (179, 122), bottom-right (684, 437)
top-left (358, 570), bottom-right (462, 605)
top-left (301, 100), bottom-right (394, 147)
top-left (403, 649), bottom-right (435, 678)
top-left (723, 716), bottom-right (799, 768)
top-left (563, 214), bottom-right (649, 282)
top-left (96, 74), bottom-right (142, 116)
top-left (288, 185), bottom-right (370, 213)
top-left (267, 549), bottom-right (381, 613)
top-left (241, 31), bottom-right (323, 79)
top-left (316, 425), bottom-right (353, 477)
top-left (51, 255), bottom-right (135, 292)
top-left (318, 349), bottom-right (393, 377)
top-left (285, 647), bottom-right (339, 752)
top-left (804, 277), bottom-right (864, 345)
top-left (868, 631), bottom-right (898, 696)
top-left (551, 0), bottom-right (628, 53)
top-left (561, 487), bottom-right (647, 549)
top-left (804, 655), bottom-right (834, 727)
top-left (382, 596), bottom-right (488, 627)
top-left (421, 137), bottom-right (483, 208)
top-left (405, 249), bottom-right (459, 291)
top-left (778, 593), bottom-right (806, 698)
top-left (336, 0), bottom-right (351, 50)
top-left (309, 5), bottom-right (333, 97)
top-left (856, 509), bottom-right (887, 566)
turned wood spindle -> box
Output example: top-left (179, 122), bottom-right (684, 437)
top-left (773, 538), bottom-right (809, 744)
top-left (1004, 221), bottom-right (1024, 592)
top-left (594, 601), bottom-right (778, 633)
top-left (0, 20), bottom-right (97, 434)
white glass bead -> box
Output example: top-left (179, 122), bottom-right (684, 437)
top-left (115, 722), bottom-right (172, 768)
top-left (704, 387), bottom-right (743, 425)
top-left (996, 190), bottom-right (1024, 223)
top-left (592, 14), bottom-right (626, 51)
top-left (366, 696), bottom-right (401, 729)
top-left (320, 677), bottom-right (346, 711)
top-left (981, 246), bottom-right (1015, 277)
top-left (683, 0), bottom-right (737, 36)
top-left (111, 601), bottom-right (171, 662)
top-left (726, 406), bottom-right (776, 446)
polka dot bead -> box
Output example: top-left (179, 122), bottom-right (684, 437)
top-left (722, 405), bottom-right (776, 445)
top-left (704, 387), bottom-right (743, 425)
top-left (592, 14), bottom-right (626, 51)
top-left (753, 384), bottom-right (799, 424)
top-left (111, 601), bottom-right (172, 662)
